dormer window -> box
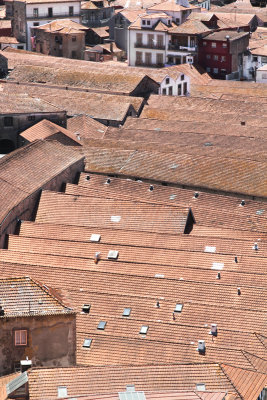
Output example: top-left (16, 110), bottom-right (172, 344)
top-left (181, 74), bottom-right (184, 81)
top-left (166, 77), bottom-right (170, 84)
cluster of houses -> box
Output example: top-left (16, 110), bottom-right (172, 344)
top-left (0, 0), bottom-right (266, 79)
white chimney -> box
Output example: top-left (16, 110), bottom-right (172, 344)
top-left (210, 324), bottom-right (217, 336)
top-left (197, 340), bottom-right (205, 353)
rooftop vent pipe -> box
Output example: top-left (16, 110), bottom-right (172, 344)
top-left (197, 340), bottom-right (205, 353)
top-left (94, 252), bottom-right (101, 264)
top-left (240, 199), bottom-right (245, 206)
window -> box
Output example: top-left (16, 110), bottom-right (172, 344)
top-left (136, 33), bottom-right (142, 46)
top-left (211, 42), bottom-right (216, 48)
top-left (213, 55), bottom-right (218, 61)
top-left (176, 18), bottom-right (180, 24)
top-left (97, 321), bottom-right (106, 330)
top-left (203, 41), bottom-right (207, 46)
top-left (72, 36), bottom-right (76, 42)
top-left (147, 20), bottom-right (150, 25)
top-left (157, 35), bottom-right (163, 48)
top-left (183, 82), bottom-right (187, 95)
top-left (178, 83), bottom-right (182, 95)
top-left (206, 67), bottom-right (210, 72)
top-left (83, 338), bottom-right (92, 348)
top-left (168, 86), bottom-right (173, 96)
top-left (221, 69), bottom-right (226, 74)
top-left (28, 115), bottom-right (35, 121)
top-left (17, 45), bottom-right (24, 49)
top-left (196, 384), bottom-right (206, 391)
top-left (122, 307), bottom-right (131, 317)
top-left (156, 53), bottom-right (163, 65)
top-left (145, 52), bottom-right (152, 65)
top-left (206, 54), bottom-right (210, 59)
top-left (253, 56), bottom-right (258, 62)
top-left (14, 330), bottom-right (27, 346)
top-left (142, 19), bottom-right (146, 24)
top-left (82, 304), bottom-right (91, 313)
top-left (180, 74), bottom-right (184, 81)
top-left (48, 7), bottom-right (53, 17)
top-left (69, 6), bottom-right (74, 16)
top-left (33, 8), bottom-right (38, 17)
top-left (165, 77), bottom-right (170, 84)
top-left (140, 325), bottom-right (148, 334)
top-left (33, 22), bottom-right (39, 26)
top-left (4, 116), bottom-right (13, 126)
top-left (222, 42), bottom-right (227, 48)
top-left (162, 88), bottom-right (167, 95)
top-left (71, 50), bottom-right (77, 58)
top-left (136, 51), bottom-right (142, 65)
top-left (148, 33), bottom-right (154, 47)
top-left (221, 56), bottom-right (226, 61)
top-left (213, 68), bottom-right (218, 74)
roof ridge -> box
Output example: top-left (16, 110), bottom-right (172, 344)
top-left (219, 364), bottom-right (244, 400)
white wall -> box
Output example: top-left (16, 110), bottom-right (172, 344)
top-left (159, 73), bottom-right (190, 95)
top-left (256, 68), bottom-right (267, 83)
top-left (26, 1), bottom-right (81, 49)
top-left (243, 52), bottom-right (267, 80)
top-left (0, 42), bottom-right (26, 50)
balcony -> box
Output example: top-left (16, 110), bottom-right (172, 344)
top-left (135, 61), bottom-right (164, 68)
top-left (168, 43), bottom-right (197, 52)
top-left (134, 42), bottom-right (165, 50)
top-left (27, 11), bottom-right (80, 19)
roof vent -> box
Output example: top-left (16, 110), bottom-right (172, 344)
top-left (241, 121), bottom-right (246, 126)
top-left (140, 325), bottom-right (148, 335)
top-left (237, 287), bottom-right (241, 295)
top-left (174, 303), bottom-right (183, 313)
top-left (108, 250), bottom-right (119, 260)
top-left (156, 301), bottom-right (160, 308)
top-left (82, 304), bottom-right (91, 314)
top-left (122, 307), bottom-right (131, 317)
top-left (83, 338), bottom-right (92, 348)
top-left (94, 252), bottom-right (101, 264)
top-left (209, 323), bottom-right (217, 336)
top-left (111, 215), bottom-right (121, 223)
top-left (90, 234), bottom-right (101, 243)
top-left (253, 242), bottom-right (258, 251)
top-left (225, 35), bottom-right (230, 39)
top-left (240, 199), bottom-right (245, 206)
top-left (106, 178), bottom-right (111, 184)
top-left (149, 185), bottom-right (154, 191)
top-left (86, 175), bottom-right (90, 181)
top-left (0, 306), bottom-right (4, 316)
top-left (194, 192), bottom-right (199, 199)
top-left (211, 262), bottom-right (224, 270)
top-left (58, 386), bottom-right (68, 398)
top-left (205, 246), bottom-right (216, 253)
top-left (97, 321), bottom-right (106, 330)
top-left (196, 383), bottom-right (206, 391)
top-left (216, 272), bottom-right (221, 279)
top-left (197, 340), bottom-right (205, 353)
top-left (234, 256), bottom-right (238, 263)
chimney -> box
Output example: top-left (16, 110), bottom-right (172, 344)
top-left (210, 324), bottom-right (217, 336)
top-left (94, 252), bottom-right (101, 264)
top-left (240, 199), bottom-right (245, 206)
top-left (197, 340), bottom-right (205, 353)
top-left (253, 242), bottom-right (258, 251)
top-left (20, 357), bottom-right (32, 372)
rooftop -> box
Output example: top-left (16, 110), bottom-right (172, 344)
top-left (34, 19), bottom-right (88, 33)
top-left (203, 30), bottom-right (249, 42)
top-left (0, 276), bottom-right (73, 317)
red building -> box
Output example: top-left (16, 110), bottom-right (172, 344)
top-left (198, 30), bottom-right (249, 79)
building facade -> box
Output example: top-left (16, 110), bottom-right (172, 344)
top-left (0, 277), bottom-right (76, 376)
top-left (12, 0), bottom-right (81, 50)
top-left (81, 0), bottom-right (114, 28)
top-left (198, 30), bottom-right (249, 79)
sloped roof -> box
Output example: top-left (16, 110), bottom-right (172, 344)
top-left (169, 18), bottom-right (211, 34)
top-left (20, 119), bottom-right (82, 145)
top-left (35, 19), bottom-right (88, 33)
top-left (0, 276), bottom-right (73, 317)
top-left (67, 115), bottom-right (107, 140)
top-left (147, 0), bottom-right (199, 12)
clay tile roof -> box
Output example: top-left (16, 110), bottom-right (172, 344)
top-left (147, 0), bottom-right (198, 12)
top-left (89, 26), bottom-right (109, 37)
top-left (35, 19), bottom-right (88, 33)
top-left (0, 36), bottom-right (21, 44)
top-left (204, 30), bottom-right (249, 41)
top-left (26, 363), bottom-right (244, 399)
top-left (169, 19), bottom-right (211, 34)
top-left (0, 140), bottom-right (83, 224)
top-left (67, 115), bottom-right (107, 140)
top-left (20, 119), bottom-right (82, 145)
top-left (0, 276), bottom-right (73, 317)
top-left (251, 45), bottom-right (267, 57)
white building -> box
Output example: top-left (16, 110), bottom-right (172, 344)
top-left (256, 64), bottom-right (267, 83)
top-left (128, 0), bottom-right (200, 67)
top-left (12, 0), bottom-right (81, 50)
top-left (243, 44), bottom-right (267, 80)
top-left (159, 71), bottom-right (190, 95)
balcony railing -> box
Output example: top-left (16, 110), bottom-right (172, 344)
top-left (135, 61), bottom-right (164, 68)
top-left (134, 42), bottom-right (165, 50)
top-left (168, 43), bottom-right (197, 52)
top-left (27, 11), bottom-right (80, 19)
